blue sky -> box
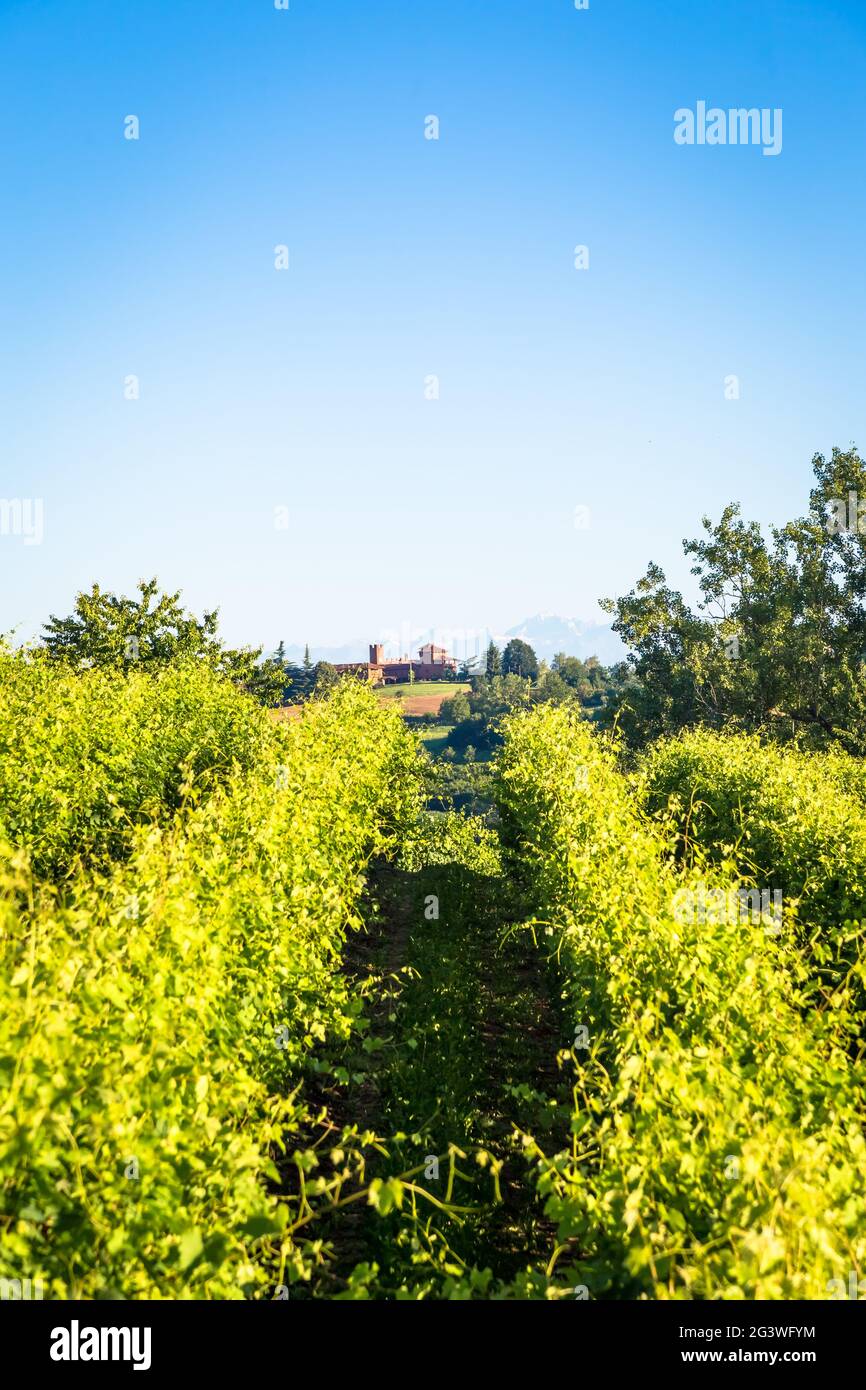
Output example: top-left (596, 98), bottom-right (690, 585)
top-left (2, 0), bottom-right (864, 653)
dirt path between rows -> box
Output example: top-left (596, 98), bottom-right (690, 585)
top-left (300, 837), bottom-right (575, 1296)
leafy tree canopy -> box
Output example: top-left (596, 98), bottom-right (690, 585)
top-left (314, 660), bottom-right (339, 693)
top-left (602, 447), bottom-right (866, 751)
top-left (41, 578), bottom-right (286, 706)
top-left (438, 690), bottom-right (471, 725)
top-left (501, 638), bottom-right (538, 679)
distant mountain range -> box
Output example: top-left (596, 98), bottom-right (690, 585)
top-left (280, 615), bottom-right (626, 668)
top-left (500, 614), bottom-right (626, 665)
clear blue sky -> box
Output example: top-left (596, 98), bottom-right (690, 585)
top-left (2, 0), bottom-right (864, 651)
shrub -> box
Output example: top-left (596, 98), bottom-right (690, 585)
top-left (0, 649), bottom-right (270, 879)
top-left (638, 728), bottom-right (866, 1002)
top-left (0, 681), bottom-right (421, 1297)
top-left (494, 706), bottom-right (866, 1299)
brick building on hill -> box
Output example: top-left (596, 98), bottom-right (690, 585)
top-left (335, 642), bottom-right (458, 685)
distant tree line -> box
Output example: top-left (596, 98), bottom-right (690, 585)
top-left (437, 641), bottom-right (629, 754)
top-left (278, 644), bottom-right (340, 704)
top-left (47, 442), bottom-right (862, 760)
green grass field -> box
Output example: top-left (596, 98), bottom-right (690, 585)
top-left (375, 681), bottom-right (470, 699)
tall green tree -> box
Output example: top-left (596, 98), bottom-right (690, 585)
top-left (271, 640), bottom-right (292, 705)
top-left (285, 644), bottom-right (316, 702)
top-left (602, 447), bottom-right (866, 751)
top-left (314, 660), bottom-right (339, 693)
top-left (501, 638), bottom-right (538, 680)
top-left (485, 641), bottom-right (501, 677)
